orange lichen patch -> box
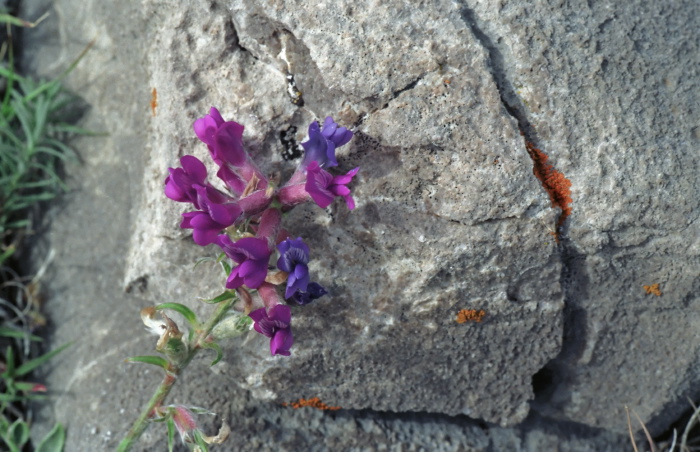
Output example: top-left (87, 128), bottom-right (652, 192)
top-left (455, 309), bottom-right (486, 323)
top-left (282, 397), bottom-right (341, 411)
top-left (524, 140), bottom-right (572, 235)
top-left (643, 283), bottom-right (662, 296)
top-left (150, 87), bottom-right (158, 117)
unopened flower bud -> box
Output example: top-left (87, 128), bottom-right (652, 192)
top-left (211, 312), bottom-right (253, 340)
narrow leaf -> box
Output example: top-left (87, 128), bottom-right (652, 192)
top-left (0, 327), bottom-right (41, 341)
top-left (155, 303), bottom-right (199, 327)
top-left (193, 256), bottom-right (216, 270)
top-left (166, 418), bottom-right (175, 452)
top-left (202, 291), bottom-right (236, 304)
top-left (15, 342), bottom-right (72, 377)
top-left (203, 341), bottom-right (224, 367)
top-left (192, 430), bottom-right (209, 452)
top-left (0, 12), bottom-right (49, 28)
top-left (125, 355), bottom-right (170, 371)
top-left (4, 345), bottom-right (15, 377)
top-left (14, 381), bottom-right (46, 392)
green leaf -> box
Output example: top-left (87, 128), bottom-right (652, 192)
top-left (15, 381), bottom-right (46, 392)
top-left (8, 419), bottom-right (29, 449)
top-left (125, 355), bottom-right (170, 371)
top-left (4, 345), bottom-right (15, 377)
top-left (15, 342), bottom-right (71, 377)
top-left (0, 13), bottom-right (47, 28)
top-left (0, 326), bottom-right (42, 341)
top-left (155, 303), bottom-right (199, 327)
top-left (166, 418), bottom-right (175, 452)
top-left (192, 430), bottom-right (209, 452)
top-left (193, 256), bottom-right (216, 270)
top-left (202, 342), bottom-right (224, 366)
top-left (0, 393), bottom-right (23, 403)
top-left (35, 423), bottom-right (65, 452)
top-left (0, 432), bottom-right (20, 452)
top-left (217, 253), bottom-right (232, 277)
top-left (202, 290), bottom-right (236, 304)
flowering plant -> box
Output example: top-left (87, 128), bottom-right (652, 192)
top-left (117, 108), bottom-right (358, 451)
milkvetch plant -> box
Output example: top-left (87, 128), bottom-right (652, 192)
top-left (118, 108), bottom-right (359, 451)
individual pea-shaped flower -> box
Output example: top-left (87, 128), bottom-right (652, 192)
top-left (164, 155), bottom-right (208, 208)
top-left (300, 117), bottom-right (353, 169)
top-left (277, 237), bottom-right (310, 299)
top-left (248, 304), bottom-right (293, 356)
top-left (305, 161), bottom-right (360, 210)
top-left (179, 185), bottom-right (242, 246)
top-left (216, 236), bottom-right (271, 289)
top-left (194, 107), bottom-right (246, 166)
top-left (288, 282), bottom-right (328, 306)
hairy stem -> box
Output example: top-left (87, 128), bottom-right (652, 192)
top-left (117, 298), bottom-right (235, 452)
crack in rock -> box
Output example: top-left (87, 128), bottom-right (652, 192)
top-left (457, 2), bottom-right (582, 421)
top-left (354, 74), bottom-right (427, 128)
top-left (458, 4), bottom-right (534, 141)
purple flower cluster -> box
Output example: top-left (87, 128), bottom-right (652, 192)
top-left (165, 108), bottom-right (358, 356)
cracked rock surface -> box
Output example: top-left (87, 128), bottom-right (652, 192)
top-left (21, 0), bottom-right (696, 450)
top-left (462, 0), bottom-right (700, 435)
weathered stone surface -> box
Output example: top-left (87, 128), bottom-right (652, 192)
top-left (20, 0), bottom-right (699, 450)
top-left (462, 0), bottom-right (700, 434)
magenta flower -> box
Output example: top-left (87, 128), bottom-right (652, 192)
top-left (305, 161), bottom-right (360, 210)
top-left (178, 184), bottom-right (242, 246)
top-left (276, 238), bottom-right (310, 299)
top-left (249, 305), bottom-right (293, 356)
top-left (193, 107), bottom-right (247, 167)
top-left (193, 107), bottom-right (225, 149)
top-left (181, 211), bottom-right (232, 246)
top-left (216, 236), bottom-right (271, 289)
top-left (300, 117), bottom-right (353, 169)
top-left (164, 155), bottom-right (208, 207)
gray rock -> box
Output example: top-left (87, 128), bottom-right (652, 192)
top-left (461, 0), bottom-right (700, 434)
top-left (20, 0), bottom-right (698, 450)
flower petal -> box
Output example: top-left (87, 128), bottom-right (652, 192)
top-left (267, 304), bottom-right (291, 325)
top-left (213, 122), bottom-right (246, 166)
top-left (270, 328), bottom-right (293, 356)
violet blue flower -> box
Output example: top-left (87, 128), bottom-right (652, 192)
top-left (321, 116), bottom-right (353, 147)
top-left (164, 155), bottom-right (208, 208)
top-left (249, 305), bottom-right (293, 356)
top-left (305, 161), bottom-right (360, 210)
top-left (216, 236), bottom-right (271, 289)
top-left (300, 117), bottom-right (353, 169)
top-left (288, 282), bottom-right (328, 305)
top-left (277, 238), bottom-right (310, 299)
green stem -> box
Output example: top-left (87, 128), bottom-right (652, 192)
top-left (116, 298), bottom-right (235, 452)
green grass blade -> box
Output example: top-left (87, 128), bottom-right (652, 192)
top-left (0, 327), bottom-right (42, 341)
top-left (14, 342), bottom-right (72, 377)
top-left (4, 345), bottom-right (16, 377)
top-left (24, 40), bottom-right (94, 103)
